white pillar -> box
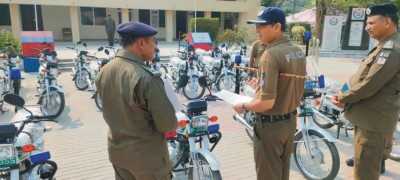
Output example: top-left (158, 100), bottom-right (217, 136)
top-left (166, 10), bottom-right (174, 42)
top-left (9, 4), bottom-right (22, 38)
top-left (122, 8), bottom-right (129, 23)
top-left (70, 6), bottom-right (80, 42)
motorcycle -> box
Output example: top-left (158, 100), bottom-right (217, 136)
top-left (67, 41), bottom-right (91, 91)
top-left (167, 99), bottom-right (222, 180)
top-left (31, 43), bottom-right (65, 119)
top-left (232, 76), bottom-right (340, 180)
top-left (312, 78), bottom-right (353, 138)
top-left (198, 50), bottom-right (237, 93)
top-left (2, 42), bottom-right (22, 96)
top-left (0, 93), bottom-right (58, 179)
top-left (167, 46), bottom-right (205, 100)
top-left (89, 47), bottom-right (109, 111)
top-left (390, 118), bottom-right (400, 161)
top-left (148, 47), bottom-right (168, 79)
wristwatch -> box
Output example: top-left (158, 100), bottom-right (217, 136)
top-left (241, 103), bottom-right (248, 112)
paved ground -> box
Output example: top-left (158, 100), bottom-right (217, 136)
top-left (1, 41), bottom-right (399, 179)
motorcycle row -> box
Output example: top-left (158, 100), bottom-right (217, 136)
top-left (0, 41), bottom-right (61, 179)
top-left (161, 42), bottom-right (400, 180)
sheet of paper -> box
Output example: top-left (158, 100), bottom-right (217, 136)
top-left (214, 90), bottom-right (253, 105)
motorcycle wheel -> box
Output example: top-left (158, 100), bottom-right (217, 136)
top-left (312, 110), bottom-right (334, 129)
top-left (38, 87), bottom-right (65, 119)
top-left (293, 130), bottom-right (340, 180)
top-left (390, 121), bottom-right (400, 161)
top-left (168, 139), bottom-right (186, 169)
top-left (94, 92), bottom-right (102, 111)
top-left (188, 153), bottom-right (222, 180)
top-left (74, 70), bottom-right (89, 90)
top-left (159, 64), bottom-right (168, 80)
top-left (182, 76), bottom-right (205, 100)
top-left (216, 74), bottom-right (236, 92)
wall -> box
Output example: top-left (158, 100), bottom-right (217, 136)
top-left (41, 5), bottom-right (70, 40)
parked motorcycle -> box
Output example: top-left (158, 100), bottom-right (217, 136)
top-left (1, 42), bottom-right (22, 96)
top-left (31, 42), bottom-right (65, 119)
top-left (167, 46), bottom-right (205, 100)
top-left (148, 47), bottom-right (168, 79)
top-left (167, 100), bottom-right (222, 180)
top-left (0, 93), bottom-right (58, 179)
top-left (232, 76), bottom-right (340, 180)
top-left (390, 118), bottom-right (400, 161)
top-left (198, 49), bottom-right (237, 93)
top-left (67, 41), bottom-right (91, 91)
top-left (0, 58), bottom-right (7, 113)
top-left (312, 78), bottom-right (353, 138)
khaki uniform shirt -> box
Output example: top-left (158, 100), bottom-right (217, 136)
top-left (338, 33), bottom-right (400, 133)
top-left (255, 36), bottom-right (306, 115)
top-left (249, 40), bottom-right (267, 68)
top-left (95, 50), bottom-right (178, 174)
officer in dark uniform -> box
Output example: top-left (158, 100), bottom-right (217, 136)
top-left (95, 21), bottom-right (178, 180)
top-left (233, 7), bottom-right (306, 180)
top-left (104, 14), bottom-right (116, 46)
top-left (247, 39), bottom-right (267, 81)
top-left (332, 3), bottom-right (400, 180)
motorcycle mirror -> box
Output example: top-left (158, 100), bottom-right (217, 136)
top-left (198, 76), bottom-right (208, 88)
top-left (51, 51), bottom-right (57, 57)
top-left (104, 49), bottom-right (109, 55)
top-left (77, 40), bottom-right (82, 44)
top-left (4, 94), bottom-right (25, 108)
top-left (83, 42), bottom-right (87, 47)
top-left (98, 47), bottom-right (104, 52)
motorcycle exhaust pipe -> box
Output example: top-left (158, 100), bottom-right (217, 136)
top-left (233, 114), bottom-right (253, 132)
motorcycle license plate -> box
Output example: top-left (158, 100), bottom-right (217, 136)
top-left (50, 68), bottom-right (58, 75)
top-left (0, 157), bottom-right (16, 167)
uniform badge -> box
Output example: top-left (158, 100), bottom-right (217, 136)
top-left (257, 10), bottom-right (264, 16)
top-left (383, 40), bottom-right (394, 49)
top-left (377, 57), bottom-right (387, 65)
top-left (366, 8), bottom-right (371, 15)
top-left (379, 50), bottom-right (391, 58)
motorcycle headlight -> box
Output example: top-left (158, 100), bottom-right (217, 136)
top-left (191, 115), bottom-right (209, 128)
top-left (212, 60), bottom-right (220, 68)
top-left (0, 145), bottom-right (15, 159)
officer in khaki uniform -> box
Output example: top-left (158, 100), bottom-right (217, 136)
top-left (95, 21), bottom-right (178, 180)
top-left (233, 7), bottom-right (306, 180)
top-left (247, 40), bottom-right (267, 80)
top-left (332, 3), bottom-right (400, 180)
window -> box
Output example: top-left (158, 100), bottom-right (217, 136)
top-left (139, 10), bottom-right (150, 25)
top-left (159, 10), bottom-right (165, 27)
top-left (0, 4), bottom-right (11, 26)
top-left (80, 7), bottom-right (106, 26)
top-left (117, 8), bottom-right (134, 24)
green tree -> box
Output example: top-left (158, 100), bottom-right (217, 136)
top-left (189, 18), bottom-right (220, 41)
top-left (261, 0), bottom-right (285, 7)
top-left (0, 30), bottom-right (21, 55)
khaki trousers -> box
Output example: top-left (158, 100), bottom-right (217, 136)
top-left (253, 116), bottom-right (297, 180)
top-left (113, 165), bottom-right (172, 180)
top-left (353, 126), bottom-right (393, 180)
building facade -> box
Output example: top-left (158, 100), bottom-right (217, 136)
top-left (0, 0), bottom-right (260, 42)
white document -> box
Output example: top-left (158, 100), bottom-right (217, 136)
top-left (214, 90), bottom-right (253, 105)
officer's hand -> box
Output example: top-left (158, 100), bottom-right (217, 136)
top-left (331, 95), bottom-right (345, 109)
top-left (233, 103), bottom-right (243, 114)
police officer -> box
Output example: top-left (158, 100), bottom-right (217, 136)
top-left (104, 14), bottom-right (116, 46)
top-left (233, 7), bottom-right (306, 180)
top-left (95, 21), bottom-right (178, 180)
top-left (332, 3), bottom-right (400, 180)
top-left (247, 39), bottom-right (267, 81)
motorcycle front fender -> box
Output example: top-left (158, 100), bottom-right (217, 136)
top-left (48, 85), bottom-right (64, 93)
top-left (216, 71), bottom-right (235, 82)
top-left (295, 126), bottom-right (336, 143)
top-left (196, 148), bottom-right (221, 171)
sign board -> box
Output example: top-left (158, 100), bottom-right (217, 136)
top-left (187, 32), bottom-right (212, 51)
top-left (321, 16), bottom-right (343, 50)
top-left (341, 7), bottom-right (369, 50)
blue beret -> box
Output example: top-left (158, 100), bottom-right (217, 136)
top-left (117, 21), bottom-right (158, 38)
top-left (366, 3), bottom-right (398, 16)
top-left (247, 7), bottom-right (286, 25)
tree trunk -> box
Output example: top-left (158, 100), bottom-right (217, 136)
top-left (316, 0), bottom-right (327, 44)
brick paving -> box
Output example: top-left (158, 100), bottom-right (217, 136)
top-left (0, 43), bottom-right (399, 179)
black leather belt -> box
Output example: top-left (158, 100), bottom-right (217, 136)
top-left (256, 110), bottom-right (297, 123)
